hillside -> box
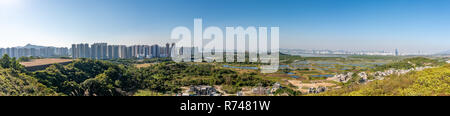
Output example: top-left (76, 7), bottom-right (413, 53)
top-left (21, 44), bottom-right (48, 49)
top-left (316, 64), bottom-right (450, 96)
top-left (0, 68), bottom-right (58, 96)
top-left (0, 55), bottom-right (58, 96)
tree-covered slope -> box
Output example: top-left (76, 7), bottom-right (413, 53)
top-left (0, 68), bottom-right (58, 96)
top-left (0, 54), bottom-right (57, 96)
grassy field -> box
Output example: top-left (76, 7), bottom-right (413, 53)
top-left (313, 64), bottom-right (450, 96)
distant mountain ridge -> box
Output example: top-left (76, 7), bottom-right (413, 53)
top-left (20, 44), bottom-right (48, 49)
top-left (437, 50), bottom-right (450, 55)
top-left (11, 44), bottom-right (58, 49)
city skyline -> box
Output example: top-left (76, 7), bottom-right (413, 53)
top-left (0, 42), bottom-right (176, 59)
top-left (1, 43), bottom-right (439, 58)
top-left (2, 43), bottom-right (443, 55)
top-left (71, 42), bottom-right (174, 59)
top-left (0, 44), bottom-right (69, 58)
top-left (1, 0), bottom-right (450, 54)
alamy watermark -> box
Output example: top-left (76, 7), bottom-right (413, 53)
top-left (170, 19), bottom-right (279, 73)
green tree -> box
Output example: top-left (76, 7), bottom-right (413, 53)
top-left (0, 68), bottom-right (58, 96)
top-left (1, 54), bottom-right (11, 68)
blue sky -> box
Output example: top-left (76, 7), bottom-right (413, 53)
top-left (0, 0), bottom-right (449, 53)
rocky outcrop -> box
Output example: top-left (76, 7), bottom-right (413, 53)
top-left (308, 86), bottom-right (327, 94)
top-left (330, 66), bottom-right (433, 84)
top-left (328, 72), bottom-right (353, 83)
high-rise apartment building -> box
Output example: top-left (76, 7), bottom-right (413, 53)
top-left (395, 49), bottom-right (399, 56)
top-left (90, 43), bottom-right (107, 59)
top-left (72, 44), bottom-right (77, 58)
top-left (78, 44), bottom-right (84, 58)
top-left (72, 43), bottom-right (89, 59)
top-left (118, 45), bottom-right (127, 59)
top-left (6, 48), bottom-right (11, 57)
top-left (165, 43), bottom-right (170, 57)
top-left (0, 48), bottom-right (5, 57)
top-left (126, 46), bottom-right (133, 59)
top-left (151, 44), bottom-right (160, 58)
top-left (10, 48), bottom-right (17, 58)
top-left (108, 45), bottom-right (113, 59)
top-left (83, 44), bottom-right (90, 58)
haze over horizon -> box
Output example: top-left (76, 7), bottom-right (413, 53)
top-left (1, 0), bottom-right (449, 54)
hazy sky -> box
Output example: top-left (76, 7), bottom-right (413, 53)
top-left (0, 0), bottom-right (449, 53)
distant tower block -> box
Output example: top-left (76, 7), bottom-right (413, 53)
top-left (395, 49), bottom-right (399, 56)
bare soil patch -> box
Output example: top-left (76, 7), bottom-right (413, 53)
top-left (20, 58), bottom-right (73, 67)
